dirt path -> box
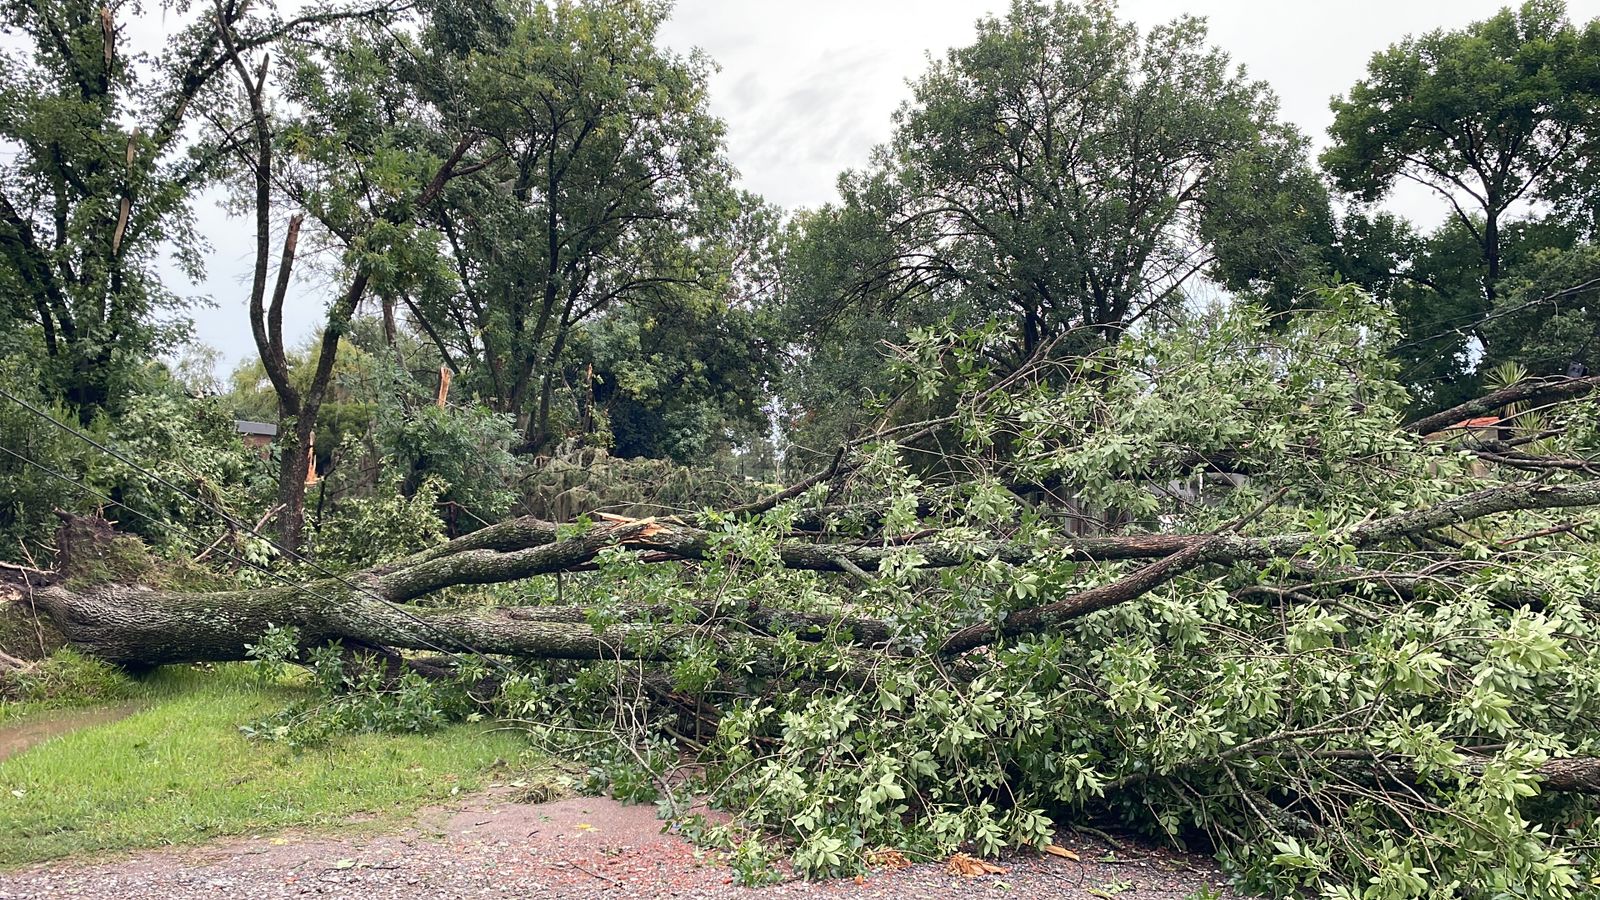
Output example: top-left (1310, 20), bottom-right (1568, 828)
top-left (0, 789), bottom-right (1236, 899)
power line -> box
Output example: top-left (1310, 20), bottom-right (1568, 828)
top-left (2, 443), bottom-right (339, 600)
top-left (0, 388), bottom-right (511, 672)
top-left (1390, 277), bottom-right (1600, 385)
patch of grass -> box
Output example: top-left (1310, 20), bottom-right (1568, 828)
top-left (0, 664), bottom-right (526, 866)
top-left (0, 603), bottom-right (64, 664)
top-left (59, 529), bottom-right (155, 589)
top-left (0, 650), bottom-right (140, 722)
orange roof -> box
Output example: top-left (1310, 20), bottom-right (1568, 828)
top-left (1449, 416), bottom-right (1502, 429)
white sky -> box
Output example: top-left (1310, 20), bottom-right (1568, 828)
top-left (182, 0), bottom-right (1600, 369)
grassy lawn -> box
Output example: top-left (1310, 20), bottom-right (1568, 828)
top-left (0, 664), bottom-right (526, 867)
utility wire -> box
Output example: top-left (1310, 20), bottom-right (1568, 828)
top-left (0, 388), bottom-right (511, 672)
top-left (1390, 277), bottom-right (1600, 355)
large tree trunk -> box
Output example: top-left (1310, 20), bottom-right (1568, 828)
top-left (275, 420), bottom-right (314, 552)
top-left (13, 489), bottom-right (1600, 799)
top-left (13, 516), bottom-right (883, 676)
top-left (15, 475), bottom-right (1600, 672)
top-left (25, 580), bottom-right (792, 675)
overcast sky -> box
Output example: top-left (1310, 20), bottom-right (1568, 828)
top-left (185, 0), bottom-right (1600, 370)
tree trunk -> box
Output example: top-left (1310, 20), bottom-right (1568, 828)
top-left (11, 514), bottom-right (885, 677)
top-left (14, 497), bottom-right (1600, 800)
top-left (1483, 207), bottom-right (1500, 306)
top-left (276, 420), bottom-right (314, 552)
top-left (17, 475), bottom-right (1600, 674)
top-left (25, 580), bottom-right (788, 675)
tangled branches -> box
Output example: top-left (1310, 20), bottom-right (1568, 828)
top-left (16, 293), bottom-right (1600, 897)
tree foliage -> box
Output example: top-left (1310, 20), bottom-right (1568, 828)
top-left (790, 2), bottom-right (1335, 352)
top-left (1484, 242), bottom-right (1600, 377)
top-left (776, 0), bottom-right (1364, 449)
top-left (22, 289), bottom-right (1600, 899)
top-left (1325, 0), bottom-right (1600, 406)
top-left (389, 0), bottom-right (749, 452)
top-left (0, 0), bottom-right (390, 413)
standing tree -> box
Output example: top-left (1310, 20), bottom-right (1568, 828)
top-left (214, 6), bottom-right (487, 551)
top-left (0, 0), bottom-right (380, 414)
top-left (1324, 0), bottom-right (1600, 403)
top-left (396, 0), bottom-right (745, 454)
top-left (786, 0), bottom-right (1342, 375)
top-left (776, 0), bottom-right (1356, 459)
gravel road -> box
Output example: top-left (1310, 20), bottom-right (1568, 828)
top-left (0, 791), bottom-right (1237, 899)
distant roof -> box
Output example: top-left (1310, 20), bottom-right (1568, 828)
top-left (235, 420), bottom-right (278, 437)
top-left (1449, 416), bottom-right (1503, 429)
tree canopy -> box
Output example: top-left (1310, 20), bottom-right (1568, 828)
top-left (0, 0), bottom-right (393, 413)
top-left (399, 0), bottom-right (749, 452)
top-left (796, 2), bottom-right (1337, 346)
top-left (776, 0), bottom-right (1366, 448)
top-left (1325, 0), bottom-right (1600, 406)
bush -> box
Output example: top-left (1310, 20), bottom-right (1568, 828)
top-left (306, 476), bottom-right (449, 570)
top-left (0, 364), bottom-right (102, 565)
top-left (0, 361), bottom-right (274, 565)
top-left (99, 384), bottom-right (276, 555)
top-left (378, 402), bottom-right (522, 527)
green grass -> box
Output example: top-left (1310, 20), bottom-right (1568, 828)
top-left (0, 665), bottom-right (526, 867)
top-left (0, 650), bottom-right (143, 724)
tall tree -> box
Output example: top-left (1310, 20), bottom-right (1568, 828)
top-left (215, 7), bottom-right (484, 551)
top-left (0, 0), bottom-right (381, 415)
top-left (779, 0), bottom-right (1344, 444)
top-left (815, 2), bottom-right (1334, 349)
top-left (1324, 0), bottom-right (1600, 385)
top-left (399, 0), bottom-right (743, 453)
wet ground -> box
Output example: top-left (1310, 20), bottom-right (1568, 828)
top-left (0, 699), bottom-right (1237, 898)
top-left (0, 703), bottom-right (139, 763)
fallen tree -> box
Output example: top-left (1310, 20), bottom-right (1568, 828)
top-left (20, 477), bottom-right (1600, 669)
top-left (8, 297), bottom-right (1600, 897)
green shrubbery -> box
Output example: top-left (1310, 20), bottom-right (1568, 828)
top-left (0, 363), bottom-right (103, 563)
top-left (0, 360), bottom-right (274, 566)
top-left (242, 635), bottom-right (483, 746)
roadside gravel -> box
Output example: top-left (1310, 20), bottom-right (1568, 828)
top-left (0, 791), bottom-right (1237, 899)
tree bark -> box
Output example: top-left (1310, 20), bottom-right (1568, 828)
top-left (17, 477), bottom-right (1600, 673)
top-left (25, 579), bottom-right (789, 675)
top-left (275, 419), bottom-right (314, 552)
top-left (1405, 373), bottom-right (1600, 437)
top-left (16, 516), bottom-right (886, 675)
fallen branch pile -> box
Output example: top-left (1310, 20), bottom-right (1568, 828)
top-left (8, 309), bottom-right (1600, 895)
